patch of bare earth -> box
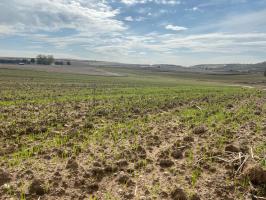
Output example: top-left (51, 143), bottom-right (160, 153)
top-left (0, 91), bottom-right (265, 200)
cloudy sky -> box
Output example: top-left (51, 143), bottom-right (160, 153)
top-left (0, 0), bottom-right (266, 65)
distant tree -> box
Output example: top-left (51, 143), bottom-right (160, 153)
top-left (264, 68), bottom-right (266, 77)
top-left (37, 55), bottom-right (46, 65)
top-left (30, 58), bottom-right (35, 64)
top-left (67, 61), bottom-right (71, 65)
top-left (0, 59), bottom-right (22, 64)
top-left (36, 55), bottom-right (54, 65)
top-left (47, 55), bottom-right (54, 65)
top-left (54, 61), bottom-right (64, 65)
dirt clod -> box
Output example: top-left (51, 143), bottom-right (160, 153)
top-left (90, 167), bottom-right (105, 178)
top-left (66, 157), bottom-right (79, 170)
top-left (225, 144), bottom-right (240, 153)
top-left (183, 136), bottom-right (194, 142)
top-left (192, 126), bottom-right (207, 135)
top-left (0, 169), bottom-right (11, 186)
top-left (28, 179), bottom-right (46, 195)
top-left (170, 188), bottom-right (188, 200)
top-left (116, 172), bottom-right (134, 186)
top-left (243, 164), bottom-right (266, 186)
top-left (159, 159), bottom-right (174, 168)
top-left (254, 110), bottom-right (261, 115)
top-left (87, 183), bottom-right (99, 194)
top-left (116, 159), bottom-right (129, 168)
top-left (171, 150), bottom-right (183, 159)
top-left (190, 194), bottom-right (201, 200)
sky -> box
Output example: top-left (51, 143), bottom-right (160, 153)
top-left (0, 0), bottom-right (266, 66)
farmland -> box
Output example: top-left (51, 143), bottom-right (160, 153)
top-left (0, 67), bottom-right (265, 200)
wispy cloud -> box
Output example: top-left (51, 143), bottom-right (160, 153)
top-left (124, 16), bottom-right (134, 21)
top-left (0, 0), bottom-right (125, 35)
top-left (185, 6), bottom-right (200, 12)
top-left (165, 24), bottom-right (188, 31)
top-left (120, 0), bottom-right (180, 5)
top-left (124, 16), bottom-right (145, 22)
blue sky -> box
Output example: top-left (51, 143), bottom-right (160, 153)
top-left (0, 0), bottom-right (266, 65)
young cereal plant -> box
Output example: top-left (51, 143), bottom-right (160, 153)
top-left (131, 136), bottom-right (140, 151)
top-left (135, 159), bottom-right (148, 170)
top-left (73, 144), bottom-right (82, 156)
top-left (19, 184), bottom-right (27, 200)
top-left (215, 135), bottom-right (228, 150)
top-left (191, 168), bottom-right (201, 187)
top-left (110, 130), bottom-right (119, 143)
top-left (104, 193), bottom-right (118, 200)
top-left (186, 149), bottom-right (194, 166)
top-left (20, 192), bottom-right (26, 200)
top-left (88, 195), bottom-right (98, 200)
top-left (239, 176), bottom-right (250, 189)
top-left (150, 182), bottom-right (161, 198)
top-left (261, 159), bottom-right (266, 169)
top-left (8, 156), bottom-right (19, 168)
top-left (3, 183), bottom-right (15, 196)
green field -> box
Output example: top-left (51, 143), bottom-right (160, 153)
top-left (0, 68), bottom-right (265, 200)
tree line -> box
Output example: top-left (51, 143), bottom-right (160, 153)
top-left (0, 55), bottom-right (71, 65)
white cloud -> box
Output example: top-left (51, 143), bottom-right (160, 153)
top-left (218, 9), bottom-right (266, 33)
top-left (120, 0), bottom-right (180, 5)
top-left (198, 0), bottom-right (247, 8)
top-left (0, 0), bottom-right (125, 35)
top-left (165, 24), bottom-right (188, 31)
top-left (124, 16), bottom-right (145, 22)
top-left (124, 16), bottom-right (134, 21)
top-left (186, 6), bottom-right (199, 11)
top-left (0, 25), bottom-right (15, 35)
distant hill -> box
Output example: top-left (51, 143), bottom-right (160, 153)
top-left (0, 56), bottom-right (265, 75)
top-left (191, 62), bottom-right (266, 74)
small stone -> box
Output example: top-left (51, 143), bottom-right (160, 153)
top-left (2, 183), bottom-right (13, 192)
top-left (163, 171), bottom-right (170, 176)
